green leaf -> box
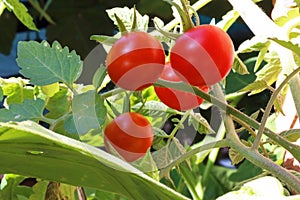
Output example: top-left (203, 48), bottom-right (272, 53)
top-left (237, 36), bottom-right (270, 54)
top-left (228, 148), bottom-right (244, 166)
top-left (90, 35), bottom-right (119, 46)
top-left (69, 90), bottom-right (106, 134)
top-left (232, 55), bottom-right (250, 75)
top-left (29, 180), bottom-right (48, 200)
top-left (270, 38), bottom-right (300, 58)
top-left (0, 87), bottom-right (3, 103)
top-left (106, 7), bottom-right (149, 32)
top-left (279, 129), bottom-right (300, 142)
top-left (17, 40), bottom-right (83, 87)
top-left (188, 112), bottom-right (215, 134)
top-left (0, 121), bottom-right (188, 200)
top-left (45, 87), bottom-right (71, 119)
top-left (1, 78), bottom-right (34, 105)
top-left (273, 7), bottom-right (300, 26)
top-left (0, 99), bottom-right (45, 122)
top-left (0, 174), bottom-right (33, 200)
top-left (216, 10), bottom-right (239, 32)
top-left (3, 0), bottom-right (38, 31)
top-left (240, 61), bottom-right (282, 95)
top-left (92, 64), bottom-right (108, 91)
top-left (40, 82), bottom-right (59, 97)
top-left (131, 100), bottom-right (173, 128)
top-left (254, 46), bottom-right (268, 72)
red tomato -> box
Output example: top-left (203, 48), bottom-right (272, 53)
top-left (170, 25), bottom-right (234, 86)
top-left (154, 63), bottom-right (209, 111)
top-left (106, 31), bottom-right (165, 91)
top-left (104, 112), bottom-right (154, 162)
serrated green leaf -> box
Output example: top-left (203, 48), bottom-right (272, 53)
top-left (237, 36), bottom-right (270, 54)
top-left (106, 7), bottom-right (149, 32)
top-left (279, 129), bottom-right (300, 142)
top-left (232, 55), bottom-right (250, 75)
top-left (40, 82), bottom-right (59, 97)
top-left (17, 40), bottom-right (83, 87)
top-left (131, 100), bottom-right (173, 128)
top-left (70, 90), bottom-right (106, 134)
top-left (0, 121), bottom-right (188, 200)
top-left (216, 10), bottom-right (239, 32)
top-left (1, 78), bottom-right (34, 105)
top-left (274, 7), bottom-right (300, 26)
top-left (3, 0), bottom-right (38, 31)
top-left (45, 87), bottom-right (70, 119)
top-left (240, 62), bottom-right (282, 95)
top-left (0, 98), bottom-right (45, 122)
top-left (270, 38), bottom-right (300, 58)
top-left (188, 112), bottom-right (215, 134)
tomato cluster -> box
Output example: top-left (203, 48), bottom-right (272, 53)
top-left (104, 25), bottom-right (234, 161)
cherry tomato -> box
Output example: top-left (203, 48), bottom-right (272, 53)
top-left (170, 25), bottom-right (234, 86)
top-left (154, 63), bottom-right (209, 111)
top-left (106, 31), bottom-right (165, 91)
top-left (104, 112), bottom-right (154, 162)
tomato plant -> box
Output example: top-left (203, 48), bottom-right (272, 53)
top-left (0, 1), bottom-right (300, 200)
top-left (106, 31), bottom-right (165, 91)
top-left (104, 112), bottom-right (154, 162)
top-left (170, 25), bottom-right (234, 86)
top-left (155, 62), bottom-right (209, 111)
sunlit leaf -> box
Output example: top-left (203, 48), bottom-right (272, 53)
top-left (232, 55), bottom-right (250, 75)
top-left (40, 82), bottom-right (59, 98)
top-left (17, 40), bottom-right (83, 88)
top-left (3, 0), bottom-right (38, 31)
top-left (237, 36), bottom-right (270, 54)
top-left (106, 7), bottom-right (149, 32)
top-left (270, 38), bottom-right (300, 58)
top-left (279, 129), bottom-right (300, 142)
top-left (216, 10), bottom-right (239, 32)
top-left (29, 180), bottom-right (48, 200)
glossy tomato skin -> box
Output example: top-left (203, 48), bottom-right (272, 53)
top-left (170, 25), bottom-right (234, 86)
top-left (154, 63), bottom-right (209, 111)
top-left (104, 112), bottom-right (154, 162)
top-left (106, 31), bottom-right (165, 91)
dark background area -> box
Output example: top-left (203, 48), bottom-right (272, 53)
top-left (0, 0), bottom-right (273, 77)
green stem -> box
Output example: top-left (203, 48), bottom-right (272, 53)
top-left (159, 139), bottom-right (229, 179)
top-left (201, 122), bottom-right (226, 185)
top-left (101, 87), bottom-right (126, 99)
top-left (167, 110), bottom-right (190, 144)
top-left (154, 79), bottom-right (300, 161)
top-left (253, 67), bottom-right (300, 150)
top-left (163, 0), bottom-right (212, 31)
top-left (213, 83), bottom-right (300, 193)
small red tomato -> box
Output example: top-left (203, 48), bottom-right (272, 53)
top-left (170, 25), bottom-right (234, 86)
top-left (106, 31), bottom-right (165, 91)
top-left (104, 112), bottom-right (154, 162)
top-left (154, 63), bottom-right (209, 111)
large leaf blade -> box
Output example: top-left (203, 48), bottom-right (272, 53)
top-left (0, 121), bottom-right (188, 200)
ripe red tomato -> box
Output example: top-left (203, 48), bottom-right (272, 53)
top-left (154, 63), bottom-right (209, 111)
top-left (170, 25), bottom-right (234, 86)
top-left (104, 112), bottom-right (154, 162)
top-left (106, 31), bottom-right (165, 91)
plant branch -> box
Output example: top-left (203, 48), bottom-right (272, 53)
top-left (159, 139), bottom-right (229, 179)
top-left (253, 67), bottom-right (300, 149)
top-left (154, 80), bottom-right (300, 161)
top-left (213, 83), bottom-right (300, 193)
